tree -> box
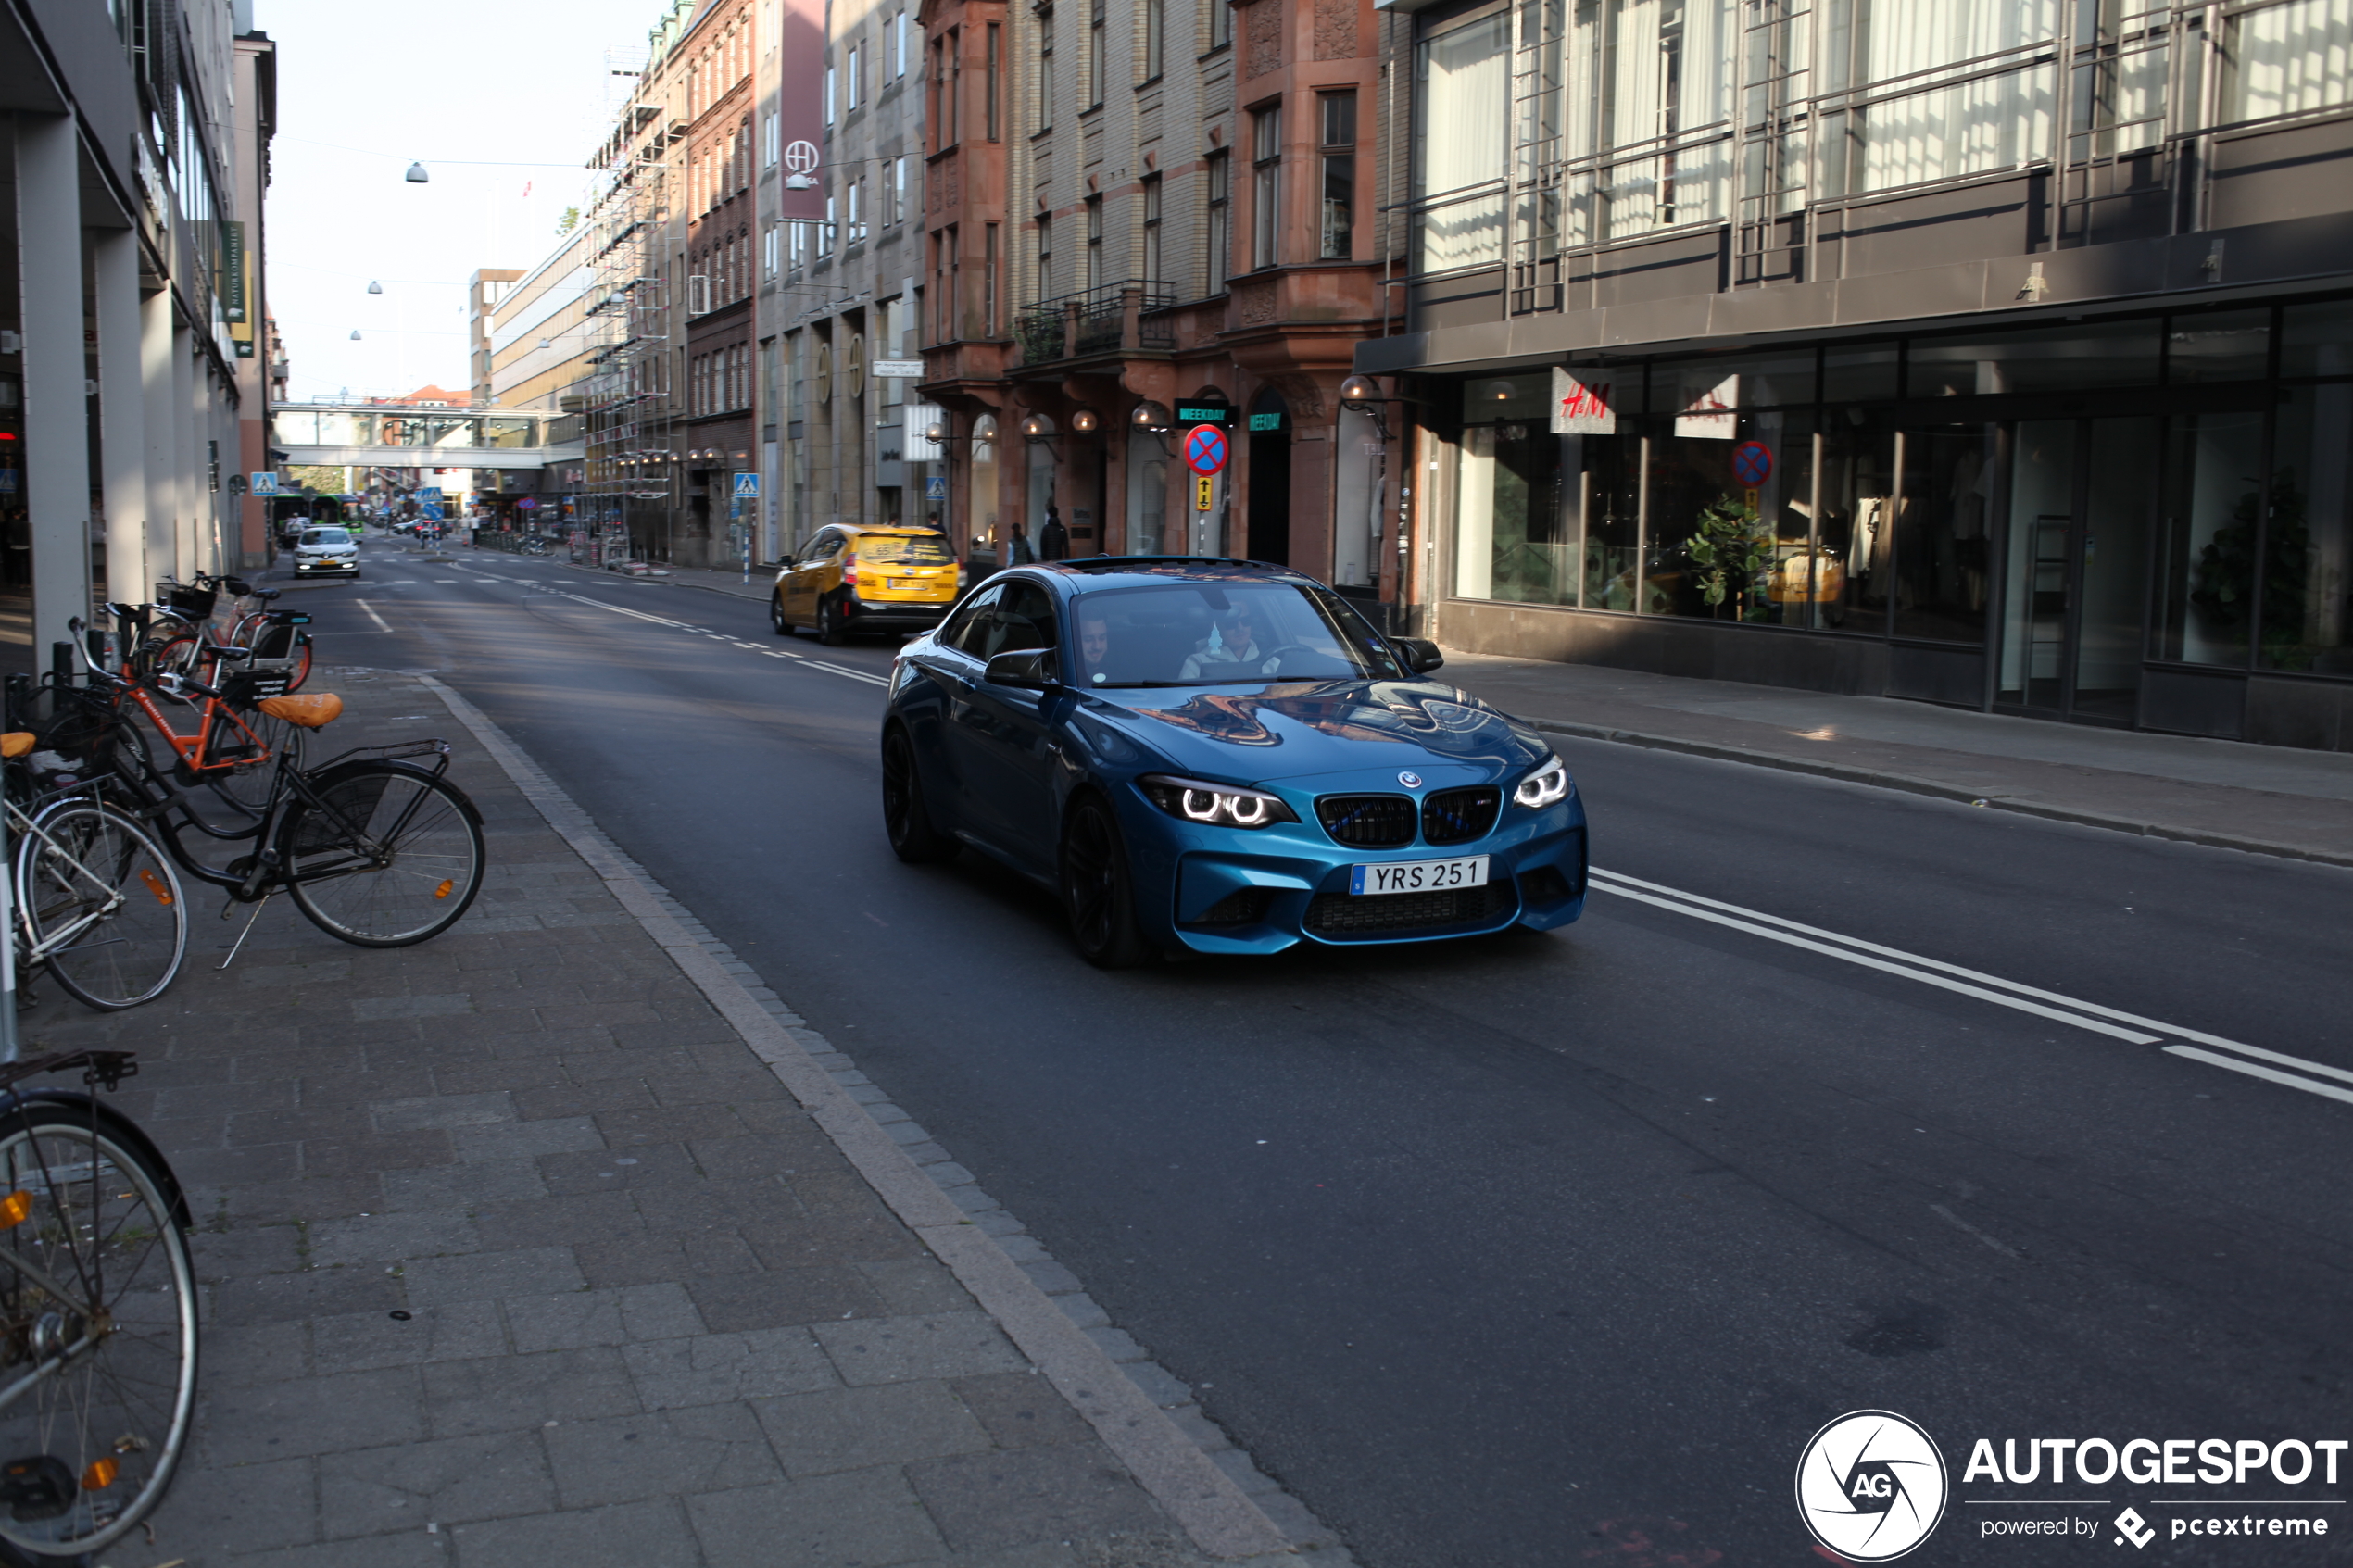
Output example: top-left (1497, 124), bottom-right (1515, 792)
top-left (556, 206), bottom-right (581, 236)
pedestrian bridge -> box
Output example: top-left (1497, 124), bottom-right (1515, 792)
top-left (271, 403), bottom-right (584, 470)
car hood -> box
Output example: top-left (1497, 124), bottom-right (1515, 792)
top-left (1075, 678), bottom-right (1547, 784)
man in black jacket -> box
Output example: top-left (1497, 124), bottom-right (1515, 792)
top-left (1038, 504), bottom-right (1069, 561)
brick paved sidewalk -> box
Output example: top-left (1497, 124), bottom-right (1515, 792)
top-left (16, 669), bottom-right (1320, 1568)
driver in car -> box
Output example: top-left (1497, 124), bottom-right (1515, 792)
top-left (1180, 607), bottom-right (1273, 681)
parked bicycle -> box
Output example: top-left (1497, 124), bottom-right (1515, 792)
top-left (136, 576), bottom-right (314, 692)
top-left (0, 1047), bottom-right (197, 1562)
top-left (2, 726), bottom-right (187, 1011)
top-left (64, 621), bottom-right (485, 960)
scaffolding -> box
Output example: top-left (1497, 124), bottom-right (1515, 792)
top-left (579, 96), bottom-right (678, 568)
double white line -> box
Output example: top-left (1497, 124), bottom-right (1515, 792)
top-left (1588, 868), bottom-right (2353, 1108)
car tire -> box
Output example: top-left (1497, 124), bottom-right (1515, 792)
top-left (881, 726), bottom-right (957, 864)
top-left (1060, 795), bottom-right (1151, 969)
top-left (816, 597), bottom-right (848, 646)
top-left (772, 595), bottom-right (795, 636)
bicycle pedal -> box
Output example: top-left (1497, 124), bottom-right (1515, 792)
top-left (0, 1454), bottom-right (76, 1520)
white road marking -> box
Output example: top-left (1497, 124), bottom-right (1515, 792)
top-left (349, 599), bottom-right (395, 633)
top-left (544, 592), bottom-right (882, 684)
top-left (1589, 867), bottom-right (2352, 1107)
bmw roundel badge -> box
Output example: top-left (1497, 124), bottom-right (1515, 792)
top-left (1397, 771), bottom-right (1424, 789)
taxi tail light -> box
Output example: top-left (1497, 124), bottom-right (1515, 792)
top-left (841, 562), bottom-right (859, 586)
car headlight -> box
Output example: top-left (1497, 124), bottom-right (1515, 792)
top-left (1513, 755), bottom-right (1571, 809)
top-left (1139, 774), bottom-right (1297, 829)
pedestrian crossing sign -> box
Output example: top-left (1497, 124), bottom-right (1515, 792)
top-left (733, 472), bottom-right (761, 499)
top-left (249, 471), bottom-right (279, 496)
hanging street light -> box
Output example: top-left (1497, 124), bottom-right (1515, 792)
top-left (367, 281), bottom-right (384, 295)
top-left (405, 162), bottom-right (430, 183)
top-left (349, 330), bottom-right (362, 341)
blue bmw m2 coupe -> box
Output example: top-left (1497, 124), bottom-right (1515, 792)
top-left (879, 558), bottom-right (1588, 966)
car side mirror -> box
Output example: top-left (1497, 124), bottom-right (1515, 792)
top-left (984, 647), bottom-right (1059, 689)
top-left (1397, 637), bottom-right (1444, 674)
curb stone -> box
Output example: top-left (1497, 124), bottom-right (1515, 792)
top-left (1520, 715), bottom-right (2353, 871)
top-left (409, 673), bottom-right (1352, 1565)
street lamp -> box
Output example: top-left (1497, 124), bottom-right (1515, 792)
top-left (1070, 408), bottom-right (1100, 433)
top-left (367, 280), bottom-right (384, 295)
top-left (1339, 375), bottom-right (1381, 405)
top-left (405, 162), bottom-right (430, 183)
top-left (349, 330), bottom-right (362, 341)
top-left (1129, 399), bottom-right (1172, 432)
top-left (1020, 413), bottom-right (1056, 440)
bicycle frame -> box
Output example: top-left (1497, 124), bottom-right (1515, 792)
top-left (121, 683), bottom-right (273, 782)
top-left (3, 795), bottom-right (138, 965)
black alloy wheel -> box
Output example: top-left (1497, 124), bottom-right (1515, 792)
top-left (816, 597), bottom-right (848, 646)
top-left (880, 726), bottom-right (957, 863)
top-left (1060, 795), bottom-right (1151, 969)
top-left (772, 594), bottom-right (794, 636)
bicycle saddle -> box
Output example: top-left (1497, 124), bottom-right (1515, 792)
top-left (258, 694), bottom-right (342, 729)
top-left (249, 588), bottom-right (282, 601)
top-left (0, 733), bottom-right (31, 759)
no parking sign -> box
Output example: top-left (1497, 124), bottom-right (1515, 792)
top-left (1732, 442), bottom-right (1773, 486)
top-left (1183, 425), bottom-right (1229, 475)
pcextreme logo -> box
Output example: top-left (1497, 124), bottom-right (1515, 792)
top-left (1796, 1410), bottom-right (1952, 1562)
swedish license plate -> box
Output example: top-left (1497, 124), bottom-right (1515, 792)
top-left (1349, 855), bottom-right (1490, 897)
top-left (890, 578), bottom-right (923, 591)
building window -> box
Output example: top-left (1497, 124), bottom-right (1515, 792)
top-left (1141, 173), bottom-right (1162, 282)
top-left (1209, 0), bottom-right (1230, 52)
top-left (790, 220), bottom-right (810, 270)
top-left (891, 156), bottom-right (907, 225)
top-left (762, 112), bottom-right (778, 165)
top-left (1037, 213), bottom-right (1052, 300)
top-left (849, 178), bottom-right (866, 242)
top-left (892, 11), bottom-right (907, 77)
top-left (1251, 103), bottom-right (1281, 270)
top-left (1085, 194), bottom-right (1103, 290)
top-left (929, 37), bottom-right (947, 148)
top-left (847, 42), bottom-right (862, 110)
top-left (1205, 151), bottom-right (1229, 293)
top-left (824, 192), bottom-right (838, 253)
top-left (1088, 0), bottom-right (1105, 108)
top-left (1037, 9), bottom-right (1053, 132)
top-left (987, 23), bottom-right (1001, 138)
top-left (1319, 92), bottom-right (1354, 259)
top-left (824, 63), bottom-right (836, 124)
top-left (985, 221), bottom-right (1000, 333)
top-left (1143, 0), bottom-right (1163, 81)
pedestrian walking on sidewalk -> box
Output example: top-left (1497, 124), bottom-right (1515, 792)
top-left (1039, 505), bottom-right (1069, 561)
top-left (1009, 522), bottom-right (1037, 565)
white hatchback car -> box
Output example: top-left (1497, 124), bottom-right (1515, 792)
top-left (293, 526), bottom-right (359, 576)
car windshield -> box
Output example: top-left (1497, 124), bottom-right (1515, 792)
top-left (301, 528), bottom-right (351, 546)
top-left (1069, 582), bottom-right (1403, 687)
top-left (857, 533), bottom-right (954, 564)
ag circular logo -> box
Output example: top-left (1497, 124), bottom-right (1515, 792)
top-left (1795, 1410), bottom-right (1948, 1562)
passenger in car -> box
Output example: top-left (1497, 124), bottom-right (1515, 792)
top-left (1078, 610), bottom-right (1114, 685)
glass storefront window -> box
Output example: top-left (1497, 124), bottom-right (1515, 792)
top-left (2261, 385), bottom-right (2353, 673)
top-left (1892, 425), bottom-right (1994, 645)
top-left (1822, 344), bottom-right (1897, 403)
top-left (1643, 411), bottom-right (1813, 621)
top-left (2154, 410), bottom-right (2266, 667)
top-left (1813, 408), bottom-right (1897, 632)
top-left (1657, 351), bottom-right (1814, 411)
top-left (1581, 435), bottom-right (1641, 610)
top-left (1907, 321), bottom-right (2159, 397)
top-left (1454, 423), bottom-right (1575, 608)
top-left (2279, 298), bottom-right (2353, 377)
top-left (2166, 310), bottom-right (2271, 382)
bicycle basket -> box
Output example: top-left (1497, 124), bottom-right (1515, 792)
top-left (290, 770), bottom-right (393, 854)
top-left (220, 670), bottom-right (292, 709)
top-left (161, 583), bottom-right (218, 621)
top-left (23, 681), bottom-right (122, 772)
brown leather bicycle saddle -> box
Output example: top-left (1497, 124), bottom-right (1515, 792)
top-left (258, 695), bottom-right (343, 729)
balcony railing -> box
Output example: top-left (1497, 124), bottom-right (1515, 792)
top-left (1013, 280), bottom-right (1178, 365)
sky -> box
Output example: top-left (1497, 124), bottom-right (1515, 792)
top-left (259, 0), bottom-right (673, 403)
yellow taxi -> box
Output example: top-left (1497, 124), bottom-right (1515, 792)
top-left (771, 525), bottom-right (961, 645)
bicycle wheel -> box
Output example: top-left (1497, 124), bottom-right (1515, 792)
top-left (16, 805), bottom-right (188, 1012)
top-left (282, 762), bottom-right (484, 946)
top-left (203, 712), bottom-right (301, 816)
top-left (283, 633), bottom-right (314, 693)
top-left (0, 1098), bottom-right (197, 1562)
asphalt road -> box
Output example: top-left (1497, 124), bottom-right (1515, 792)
top-left (285, 538), bottom-right (2353, 1567)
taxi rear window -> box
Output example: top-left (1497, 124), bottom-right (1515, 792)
top-left (858, 533), bottom-right (953, 564)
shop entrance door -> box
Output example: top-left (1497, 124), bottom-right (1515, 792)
top-left (1997, 418), bottom-right (2159, 721)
